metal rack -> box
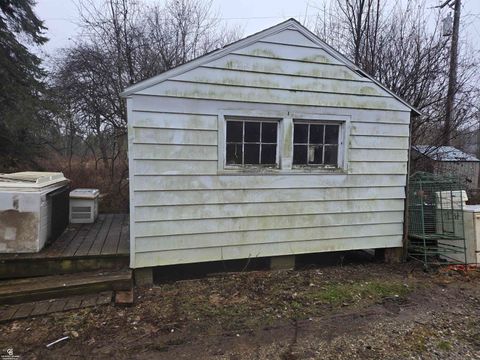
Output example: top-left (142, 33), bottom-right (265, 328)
top-left (407, 172), bottom-right (467, 267)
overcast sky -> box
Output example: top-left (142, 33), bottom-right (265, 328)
top-left (35, 0), bottom-right (480, 58)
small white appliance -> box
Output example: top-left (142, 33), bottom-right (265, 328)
top-left (69, 188), bottom-right (100, 224)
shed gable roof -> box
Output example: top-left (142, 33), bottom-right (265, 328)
top-left (121, 18), bottom-right (420, 115)
top-left (413, 145), bottom-right (480, 162)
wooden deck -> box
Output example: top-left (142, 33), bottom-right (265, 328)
top-left (0, 214), bottom-right (130, 279)
top-left (0, 214), bottom-right (129, 260)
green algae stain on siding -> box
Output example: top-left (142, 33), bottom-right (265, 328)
top-left (359, 86), bottom-right (380, 96)
top-left (300, 54), bottom-right (331, 64)
top-left (250, 48), bottom-right (280, 58)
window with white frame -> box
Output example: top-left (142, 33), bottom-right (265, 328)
top-left (292, 122), bottom-right (340, 167)
top-left (225, 119), bottom-right (278, 166)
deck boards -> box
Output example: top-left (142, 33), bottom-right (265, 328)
top-left (89, 214), bottom-right (114, 255)
top-left (0, 214), bottom-right (129, 261)
top-left (101, 214), bottom-right (125, 255)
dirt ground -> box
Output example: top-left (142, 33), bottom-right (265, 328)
top-left (1, 252), bottom-right (480, 360)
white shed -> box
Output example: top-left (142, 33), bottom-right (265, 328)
top-left (121, 19), bottom-right (419, 269)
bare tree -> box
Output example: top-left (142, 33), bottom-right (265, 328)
top-left (50, 0), bottom-right (241, 202)
top-left (312, 0), bottom-right (479, 150)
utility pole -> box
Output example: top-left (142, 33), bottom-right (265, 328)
top-left (440, 0), bottom-right (461, 146)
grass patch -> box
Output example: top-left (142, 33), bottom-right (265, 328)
top-left (304, 280), bottom-right (410, 306)
top-left (437, 340), bottom-right (452, 351)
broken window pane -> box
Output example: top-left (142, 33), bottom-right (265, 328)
top-left (244, 144), bottom-right (260, 164)
top-left (294, 124), bottom-right (308, 143)
top-left (324, 145), bottom-right (338, 165)
top-left (262, 122), bottom-right (277, 143)
top-left (261, 144), bottom-right (276, 164)
top-left (309, 145), bottom-right (323, 164)
top-left (309, 125), bottom-right (324, 144)
top-left (226, 121), bottom-right (243, 142)
top-left (244, 122), bottom-right (260, 142)
top-left (293, 145), bottom-right (307, 165)
top-left (226, 143), bottom-right (242, 165)
top-left (325, 125), bottom-right (339, 144)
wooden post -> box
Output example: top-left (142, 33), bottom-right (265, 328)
top-left (375, 247), bottom-right (403, 264)
top-left (443, 0), bottom-right (461, 146)
top-left (134, 268), bottom-right (153, 286)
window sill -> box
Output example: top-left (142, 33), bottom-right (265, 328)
top-left (218, 166), bottom-right (347, 175)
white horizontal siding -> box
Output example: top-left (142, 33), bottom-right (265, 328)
top-left (131, 96), bottom-right (411, 122)
top-left (135, 211), bottom-right (403, 237)
top-left (135, 199), bottom-right (405, 222)
top-left (133, 174), bottom-right (407, 191)
top-left (132, 144), bottom-right (217, 161)
top-left (171, 67), bottom-right (387, 97)
top-left (351, 122), bottom-right (409, 137)
top-left (134, 187), bottom-right (405, 206)
top-left (205, 54), bottom-right (364, 81)
top-left (133, 159), bottom-right (217, 175)
top-left (349, 149), bottom-right (408, 162)
top-left (134, 128), bottom-right (217, 145)
top-left (132, 112), bottom-right (217, 130)
top-left (349, 162), bottom-right (407, 175)
top-left (127, 26), bottom-right (411, 268)
top-left (233, 41), bottom-right (345, 65)
top-left (135, 234), bottom-right (403, 267)
top-left (350, 135), bottom-right (409, 150)
top-left (138, 80), bottom-right (407, 111)
top-left (136, 223), bottom-right (403, 252)
top-left (261, 29), bottom-right (322, 48)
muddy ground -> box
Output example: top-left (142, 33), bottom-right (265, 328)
top-left (1, 252), bottom-right (480, 359)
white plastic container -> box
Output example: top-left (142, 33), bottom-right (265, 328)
top-left (0, 172), bottom-right (70, 253)
top-left (461, 205), bottom-right (480, 264)
top-left (69, 189), bottom-right (100, 223)
top-left (437, 204), bottom-right (480, 265)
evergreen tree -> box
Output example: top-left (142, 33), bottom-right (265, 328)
top-left (0, 0), bottom-right (47, 170)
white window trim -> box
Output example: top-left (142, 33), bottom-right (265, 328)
top-left (218, 110), bottom-right (350, 175)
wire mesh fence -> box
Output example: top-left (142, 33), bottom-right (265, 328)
top-left (408, 172), bottom-right (467, 267)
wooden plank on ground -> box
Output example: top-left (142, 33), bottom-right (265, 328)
top-left (0, 293), bottom-right (115, 322)
top-left (101, 214), bottom-right (124, 255)
top-left (117, 215), bottom-right (130, 255)
top-left (75, 215), bottom-right (106, 256)
top-left (30, 301), bottom-right (52, 316)
top-left (80, 295), bottom-right (98, 308)
top-left (63, 295), bottom-right (84, 311)
top-left (0, 306), bottom-right (18, 322)
top-left (88, 214), bottom-right (114, 256)
top-left (0, 270), bottom-right (132, 305)
top-left (46, 298), bottom-right (67, 314)
top-left (13, 303), bottom-right (35, 319)
top-left (97, 291), bottom-right (113, 305)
